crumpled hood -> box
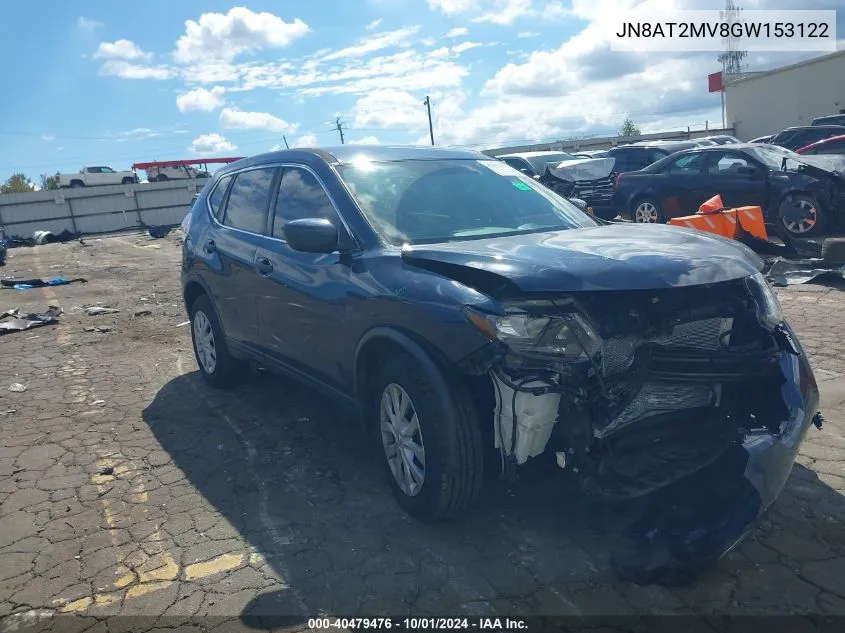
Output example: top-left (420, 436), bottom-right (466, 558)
top-left (549, 157), bottom-right (617, 182)
top-left (401, 223), bottom-right (763, 292)
top-left (788, 154), bottom-right (845, 178)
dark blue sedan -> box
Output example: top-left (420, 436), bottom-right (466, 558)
top-left (181, 146), bottom-right (819, 584)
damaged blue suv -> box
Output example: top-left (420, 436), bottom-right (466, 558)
top-left (181, 146), bottom-right (820, 584)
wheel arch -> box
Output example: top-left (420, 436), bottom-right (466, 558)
top-left (183, 276), bottom-right (212, 315)
top-left (353, 327), bottom-right (457, 421)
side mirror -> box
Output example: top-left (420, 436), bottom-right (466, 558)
top-left (569, 198), bottom-right (588, 211)
top-left (284, 218), bottom-right (339, 253)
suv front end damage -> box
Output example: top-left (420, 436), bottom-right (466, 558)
top-left (466, 273), bottom-right (820, 585)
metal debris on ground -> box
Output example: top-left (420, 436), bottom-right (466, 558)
top-left (765, 258), bottom-right (845, 286)
top-left (0, 306), bottom-right (63, 335)
top-left (133, 309), bottom-right (153, 317)
top-left (176, 320), bottom-right (190, 327)
top-left (1, 277), bottom-right (87, 291)
top-left (84, 306), bottom-right (120, 316)
top-left (83, 326), bottom-right (112, 333)
top-left (8, 383), bottom-right (27, 393)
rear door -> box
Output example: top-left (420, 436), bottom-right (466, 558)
top-left (654, 151), bottom-right (707, 217)
top-left (255, 165), bottom-right (355, 391)
top-left (701, 150), bottom-right (768, 209)
top-left (208, 167), bottom-right (278, 348)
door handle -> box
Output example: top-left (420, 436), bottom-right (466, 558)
top-left (203, 239), bottom-right (216, 254)
top-left (256, 257), bottom-right (274, 275)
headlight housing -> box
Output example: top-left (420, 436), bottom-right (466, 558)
top-left (467, 303), bottom-right (602, 360)
top-left (744, 272), bottom-right (784, 331)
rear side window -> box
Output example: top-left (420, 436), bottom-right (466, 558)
top-left (208, 175), bottom-right (233, 220)
top-left (221, 168), bottom-right (276, 234)
top-left (272, 167), bottom-right (338, 239)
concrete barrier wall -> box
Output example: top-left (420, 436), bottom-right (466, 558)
top-left (0, 180), bottom-right (207, 239)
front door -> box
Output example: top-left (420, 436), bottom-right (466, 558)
top-left (701, 151), bottom-right (768, 210)
top-left (255, 165), bottom-right (355, 391)
top-left (656, 152), bottom-right (707, 218)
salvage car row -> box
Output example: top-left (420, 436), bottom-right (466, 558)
top-left (501, 124), bottom-right (845, 238)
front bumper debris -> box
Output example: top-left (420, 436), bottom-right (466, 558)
top-left (478, 283), bottom-right (820, 585)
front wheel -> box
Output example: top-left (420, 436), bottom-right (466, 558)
top-left (632, 197), bottom-right (664, 223)
top-left (373, 353), bottom-right (483, 522)
top-left (779, 193), bottom-right (826, 238)
top-left (157, 174), bottom-right (169, 182)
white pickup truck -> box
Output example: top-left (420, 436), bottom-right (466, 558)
top-left (59, 166), bottom-right (139, 188)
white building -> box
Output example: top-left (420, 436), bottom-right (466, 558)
top-left (725, 50), bottom-right (845, 141)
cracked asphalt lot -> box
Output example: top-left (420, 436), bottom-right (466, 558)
top-left (1, 234), bottom-right (844, 631)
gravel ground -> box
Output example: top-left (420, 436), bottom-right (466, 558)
top-left (1, 233), bottom-right (844, 632)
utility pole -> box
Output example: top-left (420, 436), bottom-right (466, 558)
top-left (282, 135), bottom-right (290, 149)
top-left (423, 96), bottom-right (434, 146)
top-left (335, 118), bottom-right (345, 145)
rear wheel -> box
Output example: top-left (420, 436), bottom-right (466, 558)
top-left (157, 174), bottom-right (169, 182)
top-left (779, 193), bottom-right (826, 238)
top-left (189, 294), bottom-right (247, 388)
top-left (632, 197), bottom-right (664, 223)
top-left (70, 181), bottom-right (84, 188)
top-left (121, 177), bottom-right (134, 185)
top-left (373, 353), bottom-right (483, 522)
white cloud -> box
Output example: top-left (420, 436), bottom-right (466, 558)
top-left (473, 0), bottom-right (532, 24)
top-left (353, 89), bottom-right (428, 129)
top-left (366, 18), bottom-right (383, 30)
top-left (77, 16), bottom-right (103, 30)
top-left (517, 31), bottom-right (540, 38)
top-left (176, 86), bottom-right (226, 112)
top-left (41, 134), bottom-right (56, 142)
top-left (321, 26), bottom-right (420, 62)
top-left (291, 133), bottom-right (318, 148)
top-left (94, 39), bottom-right (152, 61)
top-left (351, 136), bottom-right (381, 145)
top-left (452, 41), bottom-right (482, 54)
top-left (98, 60), bottom-right (176, 80)
top-left (174, 7), bottom-right (310, 63)
top-left (445, 27), bottom-right (468, 37)
top-left (219, 108), bottom-right (298, 133)
top-left (270, 144), bottom-right (284, 151)
top-left (190, 133), bottom-right (236, 154)
top-left (427, 0), bottom-right (476, 15)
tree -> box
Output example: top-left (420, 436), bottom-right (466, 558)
top-left (40, 172), bottom-right (61, 190)
top-left (620, 118), bottom-right (641, 137)
top-left (1, 173), bottom-right (35, 194)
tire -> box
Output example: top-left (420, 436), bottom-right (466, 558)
top-left (632, 197), bottom-right (664, 223)
top-left (157, 174), bottom-right (169, 182)
top-left (372, 353), bottom-right (484, 522)
top-left (779, 193), bottom-right (826, 238)
top-left (70, 181), bottom-right (84, 188)
top-left (189, 294), bottom-right (247, 389)
top-left (122, 177), bottom-right (134, 185)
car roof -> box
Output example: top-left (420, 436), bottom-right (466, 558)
top-left (497, 150), bottom-right (574, 158)
top-left (802, 133), bottom-right (845, 146)
top-left (779, 125), bottom-right (845, 132)
top-left (216, 145), bottom-right (491, 173)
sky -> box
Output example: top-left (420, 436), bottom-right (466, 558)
top-left (0, 0), bottom-right (842, 183)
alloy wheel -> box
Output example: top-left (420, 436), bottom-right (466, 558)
top-left (782, 199), bottom-right (818, 234)
top-left (380, 383), bottom-right (426, 497)
top-left (193, 310), bottom-right (217, 374)
top-left (634, 202), bottom-right (659, 223)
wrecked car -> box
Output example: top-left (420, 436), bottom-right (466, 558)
top-left (536, 156), bottom-right (619, 220)
top-left (182, 146), bottom-right (820, 584)
top-left (614, 143), bottom-right (845, 238)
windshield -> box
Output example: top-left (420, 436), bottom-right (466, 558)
top-left (337, 159), bottom-right (598, 245)
top-left (748, 145), bottom-right (799, 170)
top-left (524, 153), bottom-right (577, 171)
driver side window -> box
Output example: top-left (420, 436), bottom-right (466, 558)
top-left (665, 153), bottom-right (702, 173)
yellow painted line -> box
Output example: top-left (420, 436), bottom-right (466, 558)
top-left (184, 553), bottom-right (245, 580)
top-left (126, 581), bottom-right (174, 599)
top-left (137, 553), bottom-right (180, 582)
top-left (58, 597), bottom-right (93, 613)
